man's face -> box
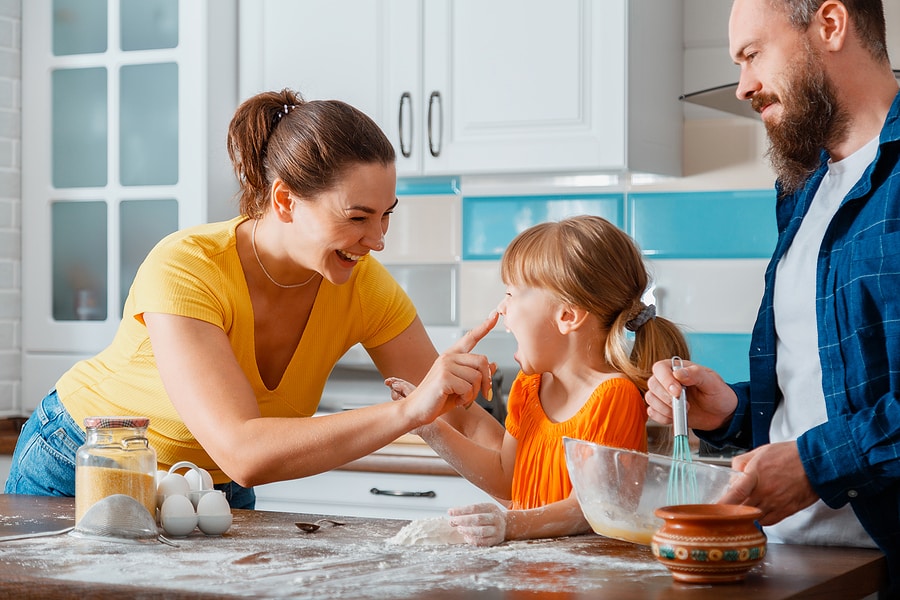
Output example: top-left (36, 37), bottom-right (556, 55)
top-left (759, 43), bottom-right (847, 194)
top-left (729, 0), bottom-right (847, 194)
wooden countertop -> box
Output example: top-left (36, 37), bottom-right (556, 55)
top-left (0, 494), bottom-right (888, 599)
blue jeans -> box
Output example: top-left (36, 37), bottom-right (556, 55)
top-left (4, 390), bottom-right (82, 496)
top-left (4, 391), bottom-right (256, 510)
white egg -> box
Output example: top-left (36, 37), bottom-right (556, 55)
top-left (160, 494), bottom-right (198, 537)
top-left (184, 467), bottom-right (214, 492)
top-left (156, 472), bottom-right (191, 509)
top-left (155, 470), bottom-right (168, 488)
top-left (196, 490), bottom-right (232, 535)
top-left (157, 472), bottom-right (190, 496)
top-left (196, 490), bottom-right (231, 516)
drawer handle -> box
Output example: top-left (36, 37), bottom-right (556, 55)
top-left (370, 487), bottom-right (436, 498)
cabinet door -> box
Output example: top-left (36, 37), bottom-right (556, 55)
top-left (240, 0), bottom-right (678, 176)
top-left (22, 0), bottom-right (211, 354)
top-left (418, 0), bottom-right (624, 175)
top-left (238, 0), bottom-right (392, 126)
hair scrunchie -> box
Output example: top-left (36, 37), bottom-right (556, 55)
top-left (625, 303), bottom-right (656, 332)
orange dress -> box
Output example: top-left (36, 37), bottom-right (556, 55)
top-left (505, 372), bottom-right (648, 510)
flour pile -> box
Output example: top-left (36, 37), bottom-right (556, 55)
top-left (386, 517), bottom-right (466, 546)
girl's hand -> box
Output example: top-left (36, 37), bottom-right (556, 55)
top-left (448, 503), bottom-right (507, 547)
top-left (385, 377), bottom-right (415, 401)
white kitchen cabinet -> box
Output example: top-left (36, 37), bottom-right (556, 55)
top-left (21, 0), bottom-right (240, 410)
top-left (254, 469), bottom-right (500, 519)
top-left (239, 0), bottom-right (683, 177)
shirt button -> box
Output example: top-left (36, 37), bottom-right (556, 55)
top-left (848, 490), bottom-right (858, 498)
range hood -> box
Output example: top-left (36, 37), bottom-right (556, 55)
top-left (680, 69), bottom-right (900, 120)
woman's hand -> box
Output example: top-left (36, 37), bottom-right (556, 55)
top-left (644, 358), bottom-right (738, 431)
top-left (448, 503), bottom-right (508, 546)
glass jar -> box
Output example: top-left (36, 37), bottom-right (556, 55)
top-left (74, 416), bottom-right (157, 524)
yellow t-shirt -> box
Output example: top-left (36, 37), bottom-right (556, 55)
top-left (505, 372), bottom-right (648, 510)
top-left (58, 216), bottom-right (417, 482)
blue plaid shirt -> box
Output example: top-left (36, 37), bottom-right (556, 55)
top-left (701, 90), bottom-right (900, 580)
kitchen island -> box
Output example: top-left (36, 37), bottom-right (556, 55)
top-left (0, 494), bottom-right (888, 599)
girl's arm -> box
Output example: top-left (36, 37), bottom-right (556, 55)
top-left (416, 419), bottom-right (517, 500)
top-left (448, 493), bottom-right (591, 546)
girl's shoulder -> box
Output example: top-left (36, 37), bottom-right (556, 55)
top-left (588, 375), bottom-right (643, 405)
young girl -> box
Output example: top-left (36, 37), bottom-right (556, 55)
top-left (388, 215), bottom-right (689, 545)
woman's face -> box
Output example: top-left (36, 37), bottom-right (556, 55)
top-left (290, 162), bottom-right (397, 285)
top-left (497, 284), bottom-right (562, 375)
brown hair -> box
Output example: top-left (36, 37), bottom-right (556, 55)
top-left (226, 89), bottom-right (396, 219)
top-left (776, 0), bottom-right (889, 63)
top-left (500, 215), bottom-right (690, 394)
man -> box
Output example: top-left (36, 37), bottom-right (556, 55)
top-left (645, 0), bottom-right (900, 586)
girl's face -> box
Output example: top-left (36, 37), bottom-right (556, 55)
top-left (290, 162), bottom-right (397, 285)
top-left (497, 284), bottom-right (563, 375)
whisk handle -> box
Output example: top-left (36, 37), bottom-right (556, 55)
top-left (672, 390), bottom-right (689, 437)
top-left (671, 356), bottom-right (689, 437)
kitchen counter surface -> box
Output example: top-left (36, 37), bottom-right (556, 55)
top-left (0, 494), bottom-right (888, 599)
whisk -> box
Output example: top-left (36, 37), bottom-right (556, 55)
top-left (666, 356), bottom-right (699, 505)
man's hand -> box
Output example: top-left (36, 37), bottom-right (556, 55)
top-left (729, 441), bottom-right (819, 525)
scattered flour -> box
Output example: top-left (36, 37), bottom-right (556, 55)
top-left (386, 517), bottom-right (466, 546)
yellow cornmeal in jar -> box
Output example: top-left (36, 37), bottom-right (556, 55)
top-left (75, 466), bottom-right (156, 524)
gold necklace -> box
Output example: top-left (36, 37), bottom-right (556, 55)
top-left (251, 219), bottom-right (318, 289)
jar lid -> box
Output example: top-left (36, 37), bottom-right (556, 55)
top-left (83, 416), bottom-right (150, 429)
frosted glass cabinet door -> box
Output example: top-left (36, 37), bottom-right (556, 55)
top-left (119, 199), bottom-right (178, 309)
top-left (120, 0), bottom-right (178, 51)
top-left (52, 67), bottom-right (107, 188)
top-left (51, 201), bottom-right (108, 321)
top-left (120, 63), bottom-right (179, 186)
top-left (52, 0), bottom-right (107, 55)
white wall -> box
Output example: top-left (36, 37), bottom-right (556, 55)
top-left (0, 0), bottom-right (18, 418)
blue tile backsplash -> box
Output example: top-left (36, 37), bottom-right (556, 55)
top-left (684, 333), bottom-right (752, 383)
top-left (396, 176), bottom-right (461, 197)
top-left (461, 194), bottom-right (624, 260)
top-left (629, 190), bottom-right (777, 259)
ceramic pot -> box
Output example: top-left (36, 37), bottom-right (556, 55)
top-left (651, 504), bottom-right (766, 583)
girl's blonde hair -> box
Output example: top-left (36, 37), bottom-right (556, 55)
top-left (500, 215), bottom-right (689, 393)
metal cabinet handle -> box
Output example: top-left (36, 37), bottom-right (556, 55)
top-left (427, 90), bottom-right (442, 157)
top-left (398, 92), bottom-right (413, 158)
top-left (370, 487), bottom-right (436, 498)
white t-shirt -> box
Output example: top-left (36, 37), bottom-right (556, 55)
top-left (769, 136), bottom-right (879, 548)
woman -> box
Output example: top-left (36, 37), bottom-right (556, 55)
top-left (5, 89), bottom-right (493, 508)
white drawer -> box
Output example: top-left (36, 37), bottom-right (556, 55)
top-left (254, 470), bottom-right (499, 519)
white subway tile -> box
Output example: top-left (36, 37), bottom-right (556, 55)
top-left (379, 195), bottom-right (461, 264)
top-left (459, 261), bottom-right (504, 329)
top-left (646, 259), bottom-right (767, 334)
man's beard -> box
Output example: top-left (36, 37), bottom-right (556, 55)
top-left (755, 47), bottom-right (848, 196)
